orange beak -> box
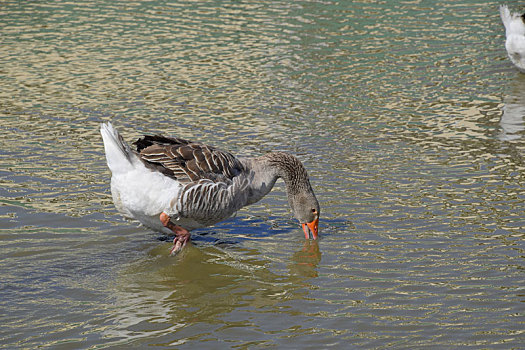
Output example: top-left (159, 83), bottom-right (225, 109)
top-left (302, 217), bottom-right (319, 240)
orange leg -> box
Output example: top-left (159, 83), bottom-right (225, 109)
top-left (160, 212), bottom-right (190, 255)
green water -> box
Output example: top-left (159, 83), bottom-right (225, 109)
top-left (1, 0), bottom-right (524, 348)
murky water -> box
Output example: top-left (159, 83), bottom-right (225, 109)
top-left (1, 0), bottom-right (524, 348)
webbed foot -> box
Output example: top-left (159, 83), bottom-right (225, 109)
top-left (159, 212), bottom-right (191, 256)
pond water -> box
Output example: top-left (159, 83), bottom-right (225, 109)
top-left (1, 0), bottom-right (524, 348)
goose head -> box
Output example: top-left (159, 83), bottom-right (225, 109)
top-left (289, 189), bottom-right (320, 239)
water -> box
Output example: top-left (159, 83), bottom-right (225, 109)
top-left (1, 0), bottom-right (524, 348)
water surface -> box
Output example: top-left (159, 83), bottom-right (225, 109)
top-left (1, 0), bottom-right (524, 348)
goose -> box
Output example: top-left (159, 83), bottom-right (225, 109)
top-left (500, 5), bottom-right (525, 73)
top-left (100, 122), bottom-right (320, 255)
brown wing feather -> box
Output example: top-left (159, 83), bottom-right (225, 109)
top-left (133, 135), bottom-right (244, 184)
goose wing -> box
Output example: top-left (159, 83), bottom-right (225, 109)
top-left (133, 135), bottom-right (245, 184)
top-left (134, 135), bottom-right (249, 225)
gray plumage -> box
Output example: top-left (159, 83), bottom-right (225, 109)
top-left (101, 122), bottom-right (320, 239)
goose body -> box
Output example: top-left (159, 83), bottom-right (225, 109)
top-left (500, 5), bottom-right (525, 73)
top-left (100, 123), bottom-right (320, 253)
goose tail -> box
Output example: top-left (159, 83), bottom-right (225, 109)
top-left (500, 5), bottom-right (512, 31)
top-left (100, 122), bottom-right (135, 174)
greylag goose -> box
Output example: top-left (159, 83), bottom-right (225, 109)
top-left (500, 5), bottom-right (525, 73)
top-left (100, 122), bottom-right (320, 255)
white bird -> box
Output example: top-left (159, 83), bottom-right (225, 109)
top-left (100, 122), bottom-right (320, 255)
top-left (500, 5), bottom-right (525, 73)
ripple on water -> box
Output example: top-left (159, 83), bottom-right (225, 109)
top-left (1, 0), bottom-right (524, 348)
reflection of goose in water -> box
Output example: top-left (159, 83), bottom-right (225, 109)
top-left (499, 76), bottom-right (525, 141)
top-left (289, 240), bottom-right (322, 278)
top-left (102, 242), bottom-right (322, 345)
top-left (500, 5), bottom-right (525, 73)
